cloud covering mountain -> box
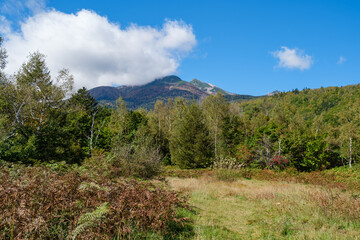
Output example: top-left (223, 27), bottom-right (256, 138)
top-left (0, 3), bottom-right (196, 89)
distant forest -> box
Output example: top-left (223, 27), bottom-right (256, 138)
top-left (1, 37), bottom-right (359, 172)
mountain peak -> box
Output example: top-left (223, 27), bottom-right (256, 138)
top-left (90, 75), bottom-right (208, 109)
top-left (154, 75), bottom-right (182, 84)
top-left (190, 78), bottom-right (233, 95)
top-left (267, 90), bottom-right (280, 96)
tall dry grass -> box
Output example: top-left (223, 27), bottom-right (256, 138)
top-left (168, 174), bottom-right (360, 239)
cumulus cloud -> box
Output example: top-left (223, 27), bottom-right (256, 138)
top-left (271, 46), bottom-right (313, 70)
top-left (0, 9), bottom-right (196, 89)
top-left (337, 56), bottom-right (346, 64)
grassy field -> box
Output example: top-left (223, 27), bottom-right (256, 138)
top-left (2, 161), bottom-right (360, 239)
top-left (168, 170), bottom-right (360, 239)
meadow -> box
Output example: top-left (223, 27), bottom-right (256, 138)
top-left (168, 167), bottom-right (360, 239)
top-left (2, 162), bottom-right (360, 239)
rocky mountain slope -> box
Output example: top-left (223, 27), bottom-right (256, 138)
top-left (189, 78), bottom-right (234, 95)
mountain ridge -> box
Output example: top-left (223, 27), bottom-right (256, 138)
top-left (89, 75), bottom-right (256, 109)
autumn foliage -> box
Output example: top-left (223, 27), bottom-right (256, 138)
top-left (0, 163), bottom-right (190, 239)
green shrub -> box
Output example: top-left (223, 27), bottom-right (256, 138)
top-left (110, 143), bottom-right (162, 178)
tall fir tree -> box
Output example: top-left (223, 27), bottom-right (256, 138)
top-left (170, 103), bottom-right (213, 168)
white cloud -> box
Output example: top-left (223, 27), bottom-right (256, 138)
top-left (337, 56), bottom-right (346, 65)
top-left (1, 9), bottom-right (196, 89)
top-left (271, 46), bottom-right (313, 70)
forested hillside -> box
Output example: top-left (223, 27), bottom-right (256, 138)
top-left (1, 35), bottom-right (359, 172)
top-left (236, 86), bottom-right (360, 170)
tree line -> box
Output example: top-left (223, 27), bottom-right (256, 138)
top-left (0, 38), bottom-right (359, 172)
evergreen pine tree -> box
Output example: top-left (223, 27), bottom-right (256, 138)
top-left (170, 103), bottom-right (213, 168)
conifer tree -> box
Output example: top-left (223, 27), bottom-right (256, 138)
top-left (170, 103), bottom-right (213, 168)
top-left (0, 52), bottom-right (74, 162)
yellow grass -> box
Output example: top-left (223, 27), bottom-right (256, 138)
top-left (168, 175), bottom-right (360, 239)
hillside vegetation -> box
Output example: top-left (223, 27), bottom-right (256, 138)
top-left (237, 85), bottom-right (360, 171)
top-left (1, 37), bottom-right (360, 239)
top-left (3, 33), bottom-right (359, 172)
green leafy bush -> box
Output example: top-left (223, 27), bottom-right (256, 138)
top-left (110, 143), bottom-right (162, 179)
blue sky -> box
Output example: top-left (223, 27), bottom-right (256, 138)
top-left (1, 0), bottom-right (359, 95)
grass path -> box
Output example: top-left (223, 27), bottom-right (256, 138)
top-left (168, 175), bottom-right (360, 239)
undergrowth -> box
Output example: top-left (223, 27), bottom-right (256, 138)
top-left (0, 162), bottom-right (192, 239)
top-left (2, 161), bottom-right (360, 239)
